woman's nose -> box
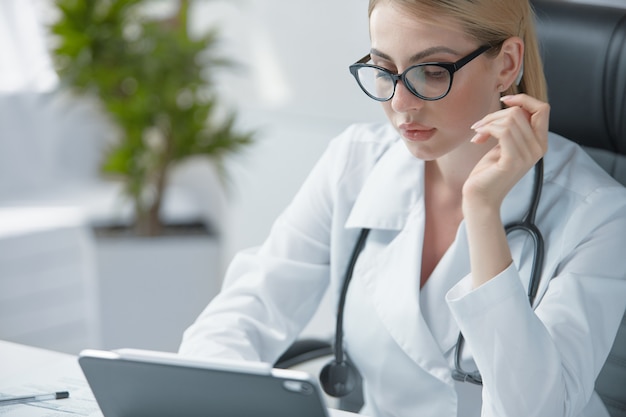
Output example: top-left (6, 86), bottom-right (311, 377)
top-left (390, 80), bottom-right (424, 113)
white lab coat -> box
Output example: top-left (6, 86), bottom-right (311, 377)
top-left (180, 123), bottom-right (626, 417)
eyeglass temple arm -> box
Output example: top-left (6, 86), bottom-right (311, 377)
top-left (355, 54), bottom-right (370, 64)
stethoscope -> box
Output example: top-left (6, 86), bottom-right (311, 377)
top-left (319, 159), bottom-right (545, 397)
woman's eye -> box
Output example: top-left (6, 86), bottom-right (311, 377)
top-left (371, 66), bottom-right (396, 82)
top-left (374, 69), bottom-right (390, 79)
top-left (424, 69), bottom-right (447, 79)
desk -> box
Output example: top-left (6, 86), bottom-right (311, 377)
top-left (0, 340), bottom-right (357, 417)
top-left (0, 340), bottom-right (102, 416)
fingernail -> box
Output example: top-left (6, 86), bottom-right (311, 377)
top-left (470, 133), bottom-right (481, 143)
top-left (470, 120), bottom-right (483, 130)
top-left (500, 95), bottom-right (513, 101)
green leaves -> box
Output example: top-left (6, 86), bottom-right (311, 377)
top-left (51, 0), bottom-right (254, 235)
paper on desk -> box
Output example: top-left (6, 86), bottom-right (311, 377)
top-left (0, 356), bottom-right (102, 417)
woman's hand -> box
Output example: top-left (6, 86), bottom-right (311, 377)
top-left (463, 94), bottom-right (550, 211)
top-left (462, 93), bottom-right (550, 288)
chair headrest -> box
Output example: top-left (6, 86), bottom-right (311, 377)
top-left (533, 0), bottom-right (626, 155)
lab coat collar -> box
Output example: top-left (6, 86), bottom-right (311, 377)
top-left (345, 139), bottom-right (424, 231)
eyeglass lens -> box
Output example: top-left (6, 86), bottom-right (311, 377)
top-left (354, 64), bottom-right (451, 101)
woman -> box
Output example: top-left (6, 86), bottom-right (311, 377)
top-left (179, 0), bottom-right (626, 416)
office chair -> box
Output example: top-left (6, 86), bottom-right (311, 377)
top-left (277, 1), bottom-right (626, 415)
top-left (533, 1), bottom-right (626, 416)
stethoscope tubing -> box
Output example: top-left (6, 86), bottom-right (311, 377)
top-left (503, 158), bottom-right (545, 306)
top-left (333, 228), bottom-right (371, 364)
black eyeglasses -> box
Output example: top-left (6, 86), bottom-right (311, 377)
top-left (349, 44), bottom-right (492, 102)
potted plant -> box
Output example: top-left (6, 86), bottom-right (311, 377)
top-left (49, 0), bottom-right (254, 351)
top-left (50, 0), bottom-right (253, 237)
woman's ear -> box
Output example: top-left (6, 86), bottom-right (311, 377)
top-left (497, 37), bottom-right (524, 91)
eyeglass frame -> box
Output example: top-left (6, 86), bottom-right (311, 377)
top-left (348, 44), bottom-right (493, 102)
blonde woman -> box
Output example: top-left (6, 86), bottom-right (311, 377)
top-left (180, 1), bottom-right (626, 416)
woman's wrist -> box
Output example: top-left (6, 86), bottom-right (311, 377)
top-left (461, 191), bottom-right (502, 221)
top-left (463, 200), bottom-right (513, 288)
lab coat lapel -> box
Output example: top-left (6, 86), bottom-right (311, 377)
top-left (345, 140), bottom-right (422, 231)
top-left (357, 208), bottom-right (455, 386)
top-left (344, 141), bottom-right (455, 385)
top-left (420, 223), bottom-right (470, 356)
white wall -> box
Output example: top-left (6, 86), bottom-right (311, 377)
top-left (188, 0), bottom-right (387, 271)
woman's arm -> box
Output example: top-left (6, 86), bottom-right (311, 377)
top-left (462, 94), bottom-right (549, 289)
top-left (454, 93), bottom-right (626, 416)
top-left (178, 134), bottom-right (343, 363)
top-left (449, 191), bottom-right (626, 416)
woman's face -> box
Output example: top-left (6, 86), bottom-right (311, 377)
top-left (369, 3), bottom-right (502, 161)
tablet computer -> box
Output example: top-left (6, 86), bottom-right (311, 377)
top-left (78, 348), bottom-right (331, 417)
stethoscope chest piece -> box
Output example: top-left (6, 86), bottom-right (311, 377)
top-left (319, 359), bottom-right (359, 397)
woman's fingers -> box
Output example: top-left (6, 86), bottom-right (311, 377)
top-left (473, 94), bottom-right (550, 134)
top-left (463, 94), bottom-right (550, 207)
top-left (473, 106), bottom-right (542, 163)
top-left (500, 94), bottom-right (550, 133)
top-left (498, 94), bottom-right (550, 150)
top-left (470, 94), bottom-right (549, 160)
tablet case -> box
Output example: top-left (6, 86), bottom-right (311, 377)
top-left (79, 349), bottom-right (330, 417)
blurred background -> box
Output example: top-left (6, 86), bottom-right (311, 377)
top-left (0, 0), bottom-right (621, 355)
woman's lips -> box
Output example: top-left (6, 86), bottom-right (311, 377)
top-left (399, 124), bottom-right (436, 142)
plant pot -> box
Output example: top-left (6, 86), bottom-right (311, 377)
top-left (93, 223), bottom-right (220, 352)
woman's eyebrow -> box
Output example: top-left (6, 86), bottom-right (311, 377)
top-left (370, 46), bottom-right (460, 63)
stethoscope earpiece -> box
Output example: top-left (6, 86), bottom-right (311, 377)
top-left (319, 359), bottom-right (358, 397)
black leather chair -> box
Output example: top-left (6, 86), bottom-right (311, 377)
top-left (534, 0), bottom-right (626, 178)
top-left (278, 1), bottom-right (626, 415)
top-left (533, 1), bottom-right (626, 416)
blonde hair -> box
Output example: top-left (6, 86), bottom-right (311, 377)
top-left (368, 0), bottom-right (547, 101)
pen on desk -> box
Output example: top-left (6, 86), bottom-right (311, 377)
top-left (0, 391), bottom-right (69, 406)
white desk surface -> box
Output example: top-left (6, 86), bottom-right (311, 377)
top-left (0, 340), bottom-right (74, 377)
top-left (0, 340), bottom-right (357, 417)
